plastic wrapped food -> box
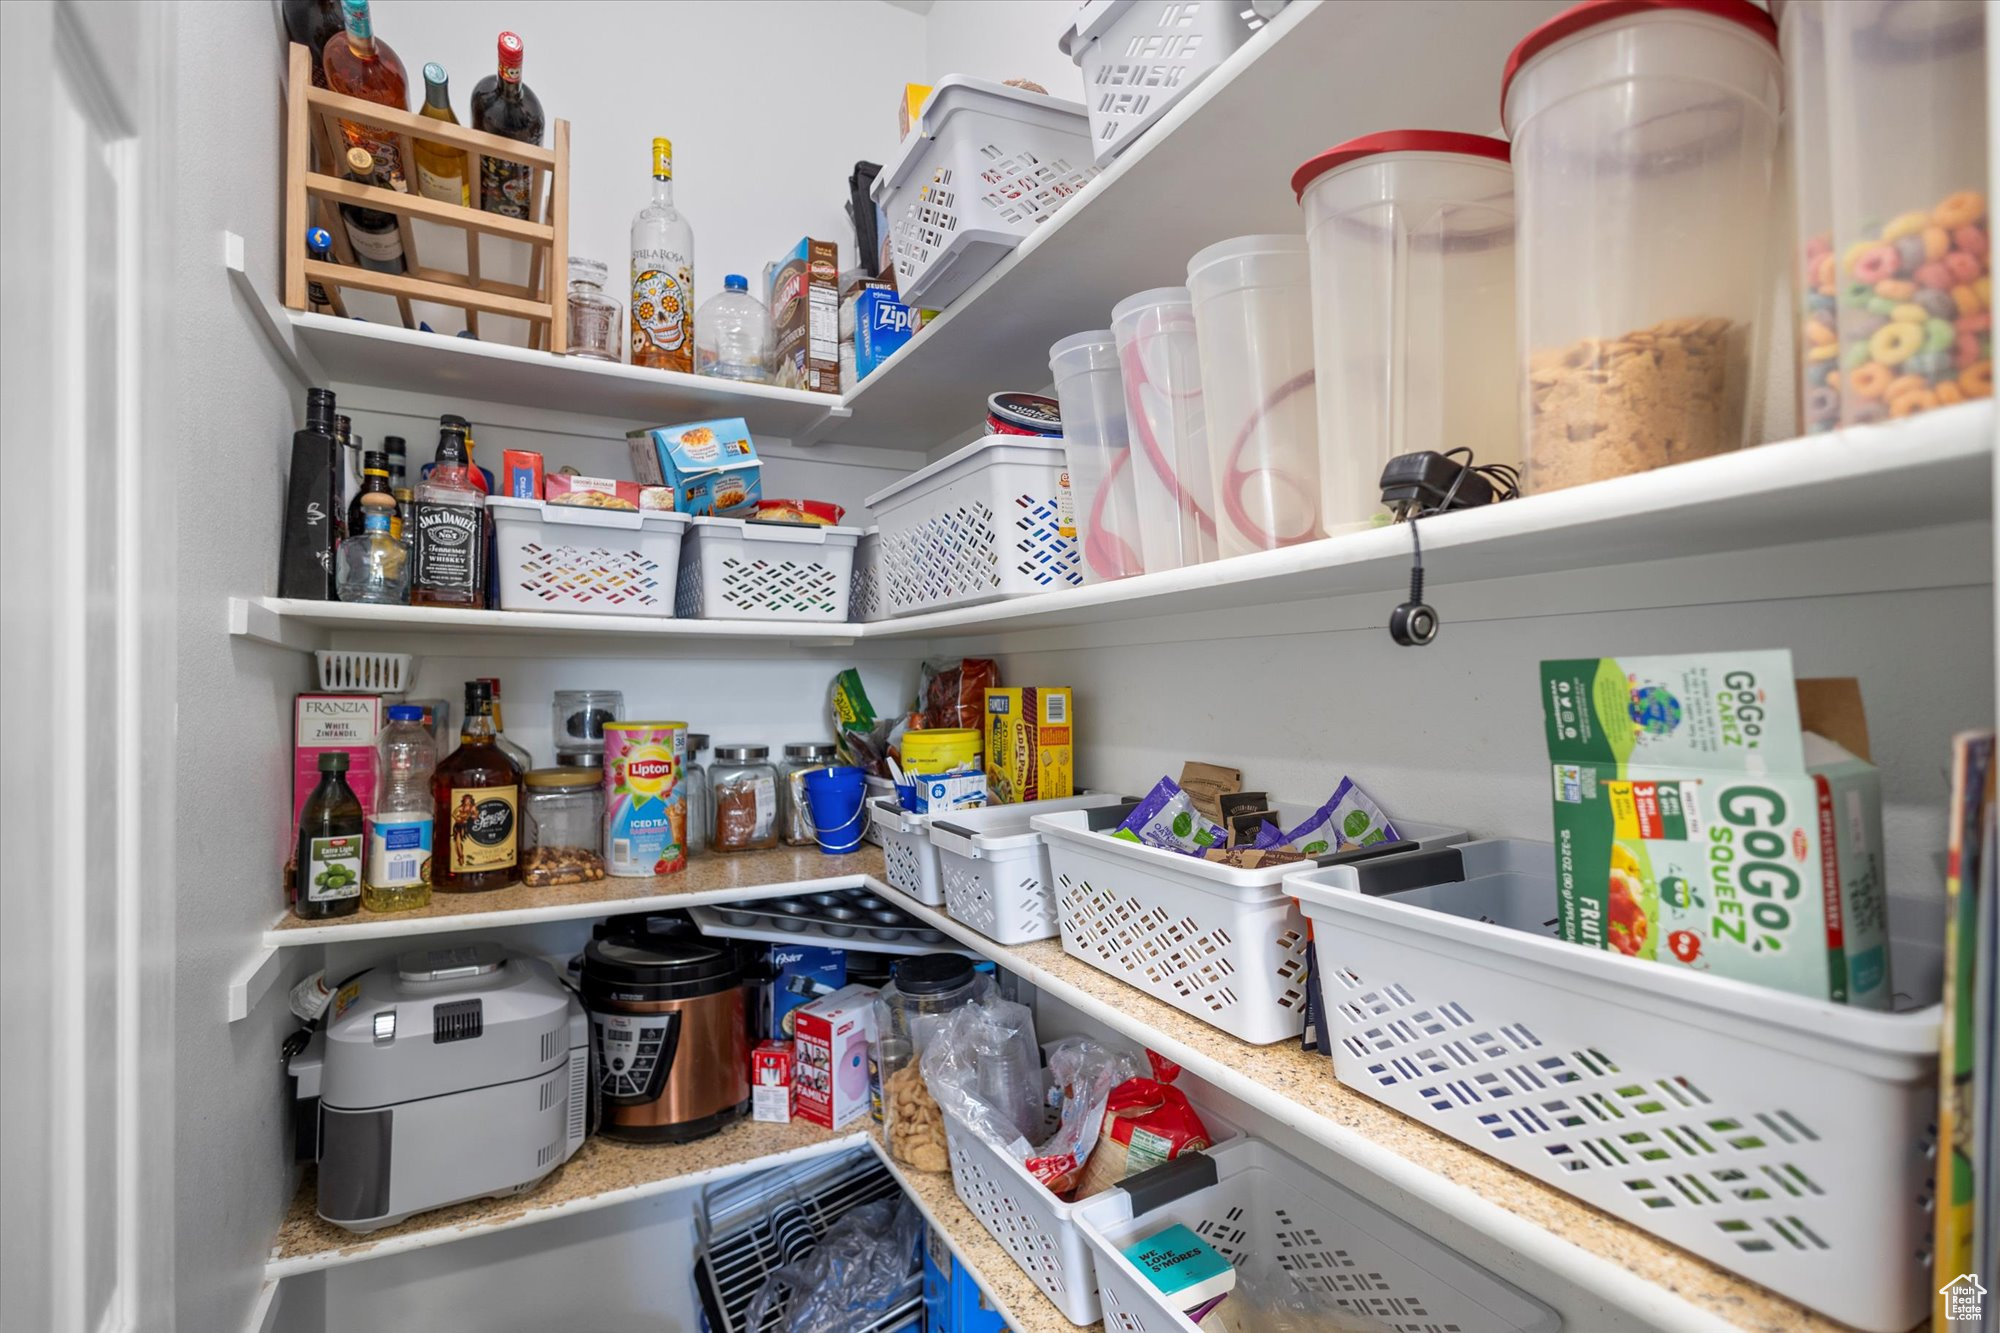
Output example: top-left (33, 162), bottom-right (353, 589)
top-left (1074, 1055), bottom-right (1214, 1199)
top-left (917, 657), bottom-right (1000, 732)
top-left (829, 669), bottom-right (890, 776)
top-left (1280, 777), bottom-right (1398, 854)
top-left (743, 1193), bottom-right (922, 1333)
top-left (1114, 776), bottom-right (1225, 854)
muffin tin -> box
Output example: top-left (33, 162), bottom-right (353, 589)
top-left (688, 888), bottom-right (962, 956)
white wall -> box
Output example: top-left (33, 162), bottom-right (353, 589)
top-left (923, 0), bottom-right (1082, 99)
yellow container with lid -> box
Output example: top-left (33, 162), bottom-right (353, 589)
top-left (902, 728), bottom-right (980, 772)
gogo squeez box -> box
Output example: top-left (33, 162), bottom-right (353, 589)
top-left (1541, 651), bottom-right (1890, 1006)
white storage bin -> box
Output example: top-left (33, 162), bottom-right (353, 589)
top-left (1288, 838), bottom-right (1942, 1332)
top-left (928, 793), bottom-right (1128, 945)
top-left (488, 497), bottom-right (690, 617)
top-left (674, 517), bottom-right (860, 622)
top-left (1073, 1139), bottom-right (1559, 1333)
top-left (862, 775), bottom-right (895, 847)
top-left (865, 435), bottom-right (1081, 616)
top-left (1032, 801), bottom-right (1466, 1044)
top-left (314, 650), bottom-right (413, 694)
top-left (874, 76), bottom-right (1097, 308)
top-left (1060, 1), bottom-right (1271, 165)
top-left (939, 1091), bottom-right (1241, 1326)
top-left (869, 797), bottom-right (948, 905)
top-left (848, 527), bottom-right (885, 623)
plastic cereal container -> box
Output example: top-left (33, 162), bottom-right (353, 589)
top-left (1294, 133), bottom-right (1518, 531)
top-left (1049, 331), bottom-right (1145, 581)
top-left (1781, 0), bottom-right (1989, 433)
top-left (1185, 235), bottom-right (1320, 557)
top-left (1503, 0), bottom-right (1783, 492)
top-left (1110, 288), bottom-right (1216, 570)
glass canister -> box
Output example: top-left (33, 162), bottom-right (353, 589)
top-left (552, 688), bottom-right (624, 770)
top-left (1294, 132), bottom-right (1518, 530)
top-left (875, 954), bottom-right (990, 1172)
top-left (522, 768), bottom-right (607, 886)
top-left (1502, 0), bottom-right (1783, 491)
top-left (686, 731), bottom-right (710, 853)
top-left (710, 744), bottom-right (779, 853)
top-left (1110, 288), bottom-right (1217, 569)
top-left (1185, 235), bottom-right (1321, 556)
top-left (566, 257), bottom-right (621, 362)
top-left (780, 741), bottom-right (840, 846)
top-left (1782, 0), bottom-right (1988, 433)
top-left (1049, 331), bottom-right (1145, 581)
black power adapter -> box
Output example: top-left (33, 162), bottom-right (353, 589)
top-left (1377, 448), bottom-right (1520, 646)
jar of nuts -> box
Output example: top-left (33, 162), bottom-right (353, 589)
top-left (522, 768), bottom-right (607, 886)
top-left (877, 953), bottom-right (988, 1172)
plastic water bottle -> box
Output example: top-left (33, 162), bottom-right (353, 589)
top-left (694, 274), bottom-right (771, 382)
top-left (366, 704), bottom-right (436, 913)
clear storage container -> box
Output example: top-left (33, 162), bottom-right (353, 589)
top-left (709, 744), bottom-right (779, 854)
top-left (779, 741), bottom-right (838, 847)
top-left (685, 732), bottom-right (710, 853)
top-left (1294, 132), bottom-right (1518, 531)
top-left (1049, 331), bottom-right (1144, 581)
top-left (874, 955), bottom-right (999, 1173)
top-left (1782, 0), bottom-right (1989, 434)
top-left (1503, 0), bottom-right (1783, 491)
top-left (551, 688), bottom-right (624, 769)
top-left (1110, 288), bottom-right (1215, 569)
top-left (1185, 235), bottom-right (1320, 557)
top-left (522, 768), bottom-right (607, 886)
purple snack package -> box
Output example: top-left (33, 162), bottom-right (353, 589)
top-left (1113, 776), bottom-right (1225, 855)
top-left (1281, 777), bottom-right (1400, 856)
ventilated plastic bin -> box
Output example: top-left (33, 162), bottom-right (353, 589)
top-left (315, 650), bottom-right (414, 694)
top-left (870, 797), bottom-right (949, 905)
top-left (865, 436), bottom-right (1081, 616)
top-left (874, 76), bottom-right (1098, 308)
top-left (848, 527), bottom-right (885, 623)
top-left (1288, 838), bottom-right (1942, 1332)
top-left (1060, 1), bottom-right (1271, 165)
top-left (489, 498), bottom-right (690, 617)
top-left (928, 793), bottom-right (1127, 945)
top-left (674, 517), bottom-right (859, 622)
top-left (938, 1092), bottom-right (1240, 1326)
top-left (1031, 801), bottom-right (1466, 1044)
top-left (1074, 1140), bottom-right (1560, 1333)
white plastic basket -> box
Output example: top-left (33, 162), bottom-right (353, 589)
top-left (865, 436), bottom-right (1081, 617)
top-left (314, 650), bottom-right (414, 694)
top-left (874, 76), bottom-right (1098, 308)
top-left (488, 498), bottom-right (690, 617)
top-left (1060, 1), bottom-right (1273, 165)
top-left (928, 793), bottom-right (1128, 945)
top-left (1031, 801), bottom-right (1466, 1044)
top-left (862, 776), bottom-right (895, 847)
top-left (1073, 1139), bottom-right (1560, 1333)
top-left (869, 797), bottom-right (948, 905)
top-left (848, 527), bottom-right (885, 623)
top-left (674, 517), bottom-right (860, 622)
top-left (1288, 839), bottom-right (1942, 1333)
top-left (939, 1094), bottom-right (1240, 1326)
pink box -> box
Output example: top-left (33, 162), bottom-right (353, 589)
top-left (792, 985), bottom-right (877, 1129)
top-left (293, 694), bottom-right (382, 847)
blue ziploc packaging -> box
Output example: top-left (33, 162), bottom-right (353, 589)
top-left (854, 287), bottom-right (917, 381)
top-left (1113, 776), bottom-right (1224, 854)
top-left (1281, 777), bottom-right (1399, 855)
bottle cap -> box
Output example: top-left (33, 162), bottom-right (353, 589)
top-left (318, 751), bottom-right (351, 772)
top-left (423, 61), bottom-right (448, 85)
top-left (725, 274), bottom-right (747, 292)
top-left (464, 679), bottom-right (493, 708)
top-left (435, 423), bottom-right (468, 462)
top-left (345, 146), bottom-right (375, 178)
top-left (307, 226), bottom-right (332, 255)
top-left (384, 435), bottom-right (407, 457)
top-left (306, 387), bottom-right (337, 414)
top-left (387, 704), bottom-right (425, 722)
top-left (440, 412), bottom-right (467, 426)
top-left (652, 137), bottom-right (672, 179)
top-left (479, 675), bottom-right (505, 697)
top-left (568, 256), bottom-right (609, 287)
top-left (497, 31), bottom-right (523, 76)
top-left (362, 450), bottom-right (389, 473)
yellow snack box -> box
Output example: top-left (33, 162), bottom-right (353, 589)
top-left (985, 687), bottom-right (1072, 804)
top-left (898, 83), bottom-right (933, 139)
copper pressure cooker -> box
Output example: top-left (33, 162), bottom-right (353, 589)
top-left (583, 928), bottom-right (749, 1143)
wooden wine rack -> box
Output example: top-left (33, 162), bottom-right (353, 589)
top-left (283, 43), bottom-right (570, 351)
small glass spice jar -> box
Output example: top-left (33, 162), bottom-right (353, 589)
top-left (522, 768), bottom-right (607, 885)
top-left (685, 732), bottom-right (711, 853)
top-left (779, 741), bottom-right (839, 846)
top-left (566, 257), bottom-right (621, 362)
top-left (710, 744), bottom-right (779, 853)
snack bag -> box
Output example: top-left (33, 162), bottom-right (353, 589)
top-left (830, 669), bottom-right (887, 776)
top-left (1115, 777), bottom-right (1225, 854)
top-left (1074, 1055), bottom-right (1213, 1199)
top-left (917, 658), bottom-right (1000, 732)
top-left (1281, 778), bottom-right (1399, 855)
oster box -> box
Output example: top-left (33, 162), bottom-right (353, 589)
top-left (791, 984), bottom-right (877, 1129)
top-left (293, 694), bottom-right (382, 848)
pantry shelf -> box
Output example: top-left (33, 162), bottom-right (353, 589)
top-left (228, 595), bottom-right (862, 652)
top-left (874, 886), bottom-right (1887, 1333)
top-left (261, 844), bottom-right (886, 947)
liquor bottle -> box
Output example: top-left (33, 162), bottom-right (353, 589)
top-left (432, 680), bottom-right (524, 891)
top-left (411, 422), bottom-right (485, 608)
top-left (421, 414), bottom-right (493, 493)
top-left (384, 434), bottom-right (407, 493)
top-left (294, 751), bottom-right (364, 919)
top-left (278, 387), bottom-right (342, 600)
top-left (338, 147), bottom-right (406, 275)
top-left (367, 704), bottom-right (435, 912)
top-left (336, 492), bottom-right (410, 604)
top-left (283, 0), bottom-right (345, 88)
top-left (631, 137), bottom-right (695, 373)
top-left (345, 449), bottom-right (396, 538)
top-left (470, 33), bottom-right (545, 220)
top-left (305, 227), bottom-right (337, 315)
top-left (476, 677), bottom-right (536, 773)
top-left (323, 0), bottom-right (409, 187)
top-left (332, 414), bottom-right (353, 546)
top-left (413, 63), bottom-right (469, 207)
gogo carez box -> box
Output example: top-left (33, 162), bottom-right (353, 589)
top-left (625, 418), bottom-right (763, 516)
top-left (1541, 651), bottom-right (1888, 1006)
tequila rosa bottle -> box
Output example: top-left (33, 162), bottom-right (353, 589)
top-left (631, 137), bottom-right (694, 372)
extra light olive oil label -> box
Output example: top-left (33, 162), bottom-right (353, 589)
top-left (447, 784), bottom-right (518, 872)
top-left (305, 835), bottom-right (363, 902)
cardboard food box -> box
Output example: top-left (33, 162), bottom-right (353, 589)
top-left (1541, 650), bottom-right (1889, 1006)
top-left (770, 238), bottom-right (840, 394)
top-left (791, 984), bottom-right (878, 1129)
top-left (853, 286), bottom-right (917, 382)
top-left (984, 687), bottom-right (1073, 804)
top-left (898, 83), bottom-right (932, 139)
top-left (541, 473), bottom-right (672, 512)
top-left (766, 943), bottom-right (846, 1039)
top-left (752, 1040), bottom-right (794, 1123)
top-left (293, 694), bottom-right (382, 846)
top-left (625, 418), bottom-right (763, 516)
top-left (501, 449), bottom-right (543, 499)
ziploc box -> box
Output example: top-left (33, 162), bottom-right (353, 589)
top-left (766, 943), bottom-right (846, 1039)
top-left (1541, 650), bottom-right (1889, 1006)
top-left (984, 686), bottom-right (1073, 804)
top-left (853, 287), bottom-right (917, 382)
top-left (625, 418), bottom-right (763, 516)
top-left (293, 694), bottom-right (381, 849)
top-left (791, 984), bottom-right (878, 1129)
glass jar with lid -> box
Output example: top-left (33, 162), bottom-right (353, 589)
top-left (779, 741), bottom-right (840, 846)
top-left (875, 954), bottom-right (996, 1171)
top-left (566, 257), bottom-right (621, 362)
top-left (709, 744), bottom-right (779, 853)
top-left (552, 688), bottom-right (624, 769)
top-left (522, 768), bottom-right (607, 885)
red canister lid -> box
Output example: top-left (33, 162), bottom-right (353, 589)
top-left (1292, 131), bottom-right (1511, 202)
top-left (1500, 0), bottom-right (1779, 128)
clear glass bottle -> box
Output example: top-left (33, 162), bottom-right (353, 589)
top-left (411, 422), bottom-right (484, 608)
top-left (413, 62), bottom-right (469, 206)
top-left (779, 742), bottom-right (838, 845)
top-left (685, 731), bottom-right (710, 853)
top-left (323, 0), bottom-right (409, 186)
top-left (695, 274), bottom-right (771, 382)
top-left (470, 32), bottom-right (544, 219)
top-left (709, 744), bottom-right (778, 853)
top-left (631, 136), bottom-right (695, 373)
top-left (335, 492), bottom-right (409, 604)
top-left (478, 676), bottom-right (536, 773)
top-left (522, 768), bottom-right (607, 885)
top-left (366, 704), bottom-right (435, 912)
top-left (566, 258), bottom-right (621, 361)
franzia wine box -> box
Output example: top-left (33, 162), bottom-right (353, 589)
top-left (293, 694), bottom-right (382, 847)
top-left (1540, 651), bottom-right (1888, 1007)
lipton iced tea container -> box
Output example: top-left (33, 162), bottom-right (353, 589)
top-left (603, 722), bottom-right (688, 876)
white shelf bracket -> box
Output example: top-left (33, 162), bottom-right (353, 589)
top-left (229, 597), bottom-right (325, 653)
top-left (789, 402), bottom-right (854, 448)
top-left (224, 230), bottom-right (324, 386)
top-left (228, 944), bottom-right (285, 1024)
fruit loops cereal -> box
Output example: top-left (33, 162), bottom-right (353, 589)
top-left (1525, 316), bottom-right (1739, 493)
top-left (1801, 190), bottom-right (1990, 432)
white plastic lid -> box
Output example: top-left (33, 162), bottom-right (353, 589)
top-left (1185, 234), bottom-right (1309, 299)
top-left (1049, 329), bottom-right (1119, 381)
top-left (1110, 286), bottom-right (1193, 326)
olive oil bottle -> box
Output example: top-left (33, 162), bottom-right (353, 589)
top-left (294, 751), bottom-right (364, 920)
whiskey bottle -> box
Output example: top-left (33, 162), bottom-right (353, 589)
top-left (411, 422), bottom-right (485, 608)
top-left (432, 679), bottom-right (524, 891)
top-left (476, 676), bottom-right (535, 773)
